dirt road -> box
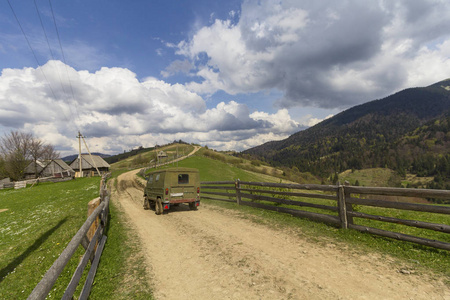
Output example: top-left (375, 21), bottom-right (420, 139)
top-left (112, 170), bottom-right (449, 299)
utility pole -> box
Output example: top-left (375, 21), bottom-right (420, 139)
top-left (76, 131), bottom-right (101, 177)
top-left (77, 131), bottom-right (83, 177)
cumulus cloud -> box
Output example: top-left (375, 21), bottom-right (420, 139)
top-left (0, 61), bottom-right (302, 155)
top-left (174, 0), bottom-right (450, 109)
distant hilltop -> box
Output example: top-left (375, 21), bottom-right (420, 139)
top-left (61, 153), bottom-right (111, 162)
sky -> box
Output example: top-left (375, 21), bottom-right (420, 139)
top-left (1, 0), bottom-right (450, 157)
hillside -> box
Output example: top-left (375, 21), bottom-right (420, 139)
top-left (243, 79), bottom-right (450, 185)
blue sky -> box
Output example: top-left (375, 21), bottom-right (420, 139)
top-left (1, 0), bottom-right (450, 156)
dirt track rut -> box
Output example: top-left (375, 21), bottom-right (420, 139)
top-left (112, 169), bottom-right (449, 299)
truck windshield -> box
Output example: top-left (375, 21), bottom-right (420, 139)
top-left (178, 174), bottom-right (189, 184)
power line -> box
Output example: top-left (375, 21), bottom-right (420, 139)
top-left (7, 0), bottom-right (71, 125)
top-left (48, 0), bottom-right (82, 124)
top-left (7, 0), bottom-right (81, 128)
top-left (7, 0), bottom-right (97, 157)
top-left (33, 0), bottom-right (73, 117)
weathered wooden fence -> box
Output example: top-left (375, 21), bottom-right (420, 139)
top-left (27, 174), bottom-right (110, 300)
top-left (201, 180), bottom-right (450, 251)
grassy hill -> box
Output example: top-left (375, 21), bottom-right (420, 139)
top-left (138, 147), bottom-right (322, 184)
top-left (111, 143), bottom-right (195, 170)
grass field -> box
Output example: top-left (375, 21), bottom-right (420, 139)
top-left (0, 177), bottom-right (100, 299)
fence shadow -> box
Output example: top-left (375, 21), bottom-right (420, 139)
top-left (0, 217), bottom-right (68, 283)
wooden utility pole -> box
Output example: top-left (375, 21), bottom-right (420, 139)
top-left (76, 131), bottom-right (101, 177)
top-left (77, 131), bottom-right (83, 178)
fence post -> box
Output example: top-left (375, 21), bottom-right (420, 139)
top-left (344, 181), bottom-right (354, 225)
top-left (87, 197), bottom-right (101, 256)
top-left (235, 179), bottom-right (241, 205)
top-left (337, 183), bottom-right (348, 229)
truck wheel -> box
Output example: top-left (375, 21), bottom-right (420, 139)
top-left (155, 198), bottom-right (163, 215)
top-left (143, 197), bottom-right (150, 210)
top-left (189, 202), bottom-right (197, 210)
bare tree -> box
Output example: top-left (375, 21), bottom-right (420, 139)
top-left (0, 131), bottom-right (33, 180)
top-left (0, 131), bottom-right (59, 180)
top-left (29, 138), bottom-right (44, 178)
top-left (41, 144), bottom-right (60, 160)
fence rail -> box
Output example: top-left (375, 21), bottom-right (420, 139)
top-left (201, 180), bottom-right (450, 251)
top-left (28, 174), bottom-right (110, 300)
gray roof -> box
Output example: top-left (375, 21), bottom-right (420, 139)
top-left (24, 160), bottom-right (47, 174)
top-left (70, 154), bottom-right (110, 170)
top-left (46, 159), bottom-right (74, 172)
top-left (25, 159), bottom-right (74, 175)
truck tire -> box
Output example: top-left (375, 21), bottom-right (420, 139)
top-left (189, 202), bottom-right (197, 210)
top-left (155, 198), bottom-right (163, 215)
top-left (143, 196), bottom-right (150, 210)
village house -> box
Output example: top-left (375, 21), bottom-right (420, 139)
top-left (24, 159), bottom-right (75, 179)
top-left (69, 154), bottom-right (110, 177)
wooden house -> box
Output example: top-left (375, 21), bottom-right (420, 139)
top-left (24, 159), bottom-right (74, 179)
top-left (69, 154), bottom-right (110, 177)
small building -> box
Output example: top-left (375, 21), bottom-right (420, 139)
top-left (24, 159), bottom-right (75, 179)
top-left (157, 151), bottom-right (168, 159)
top-left (42, 159), bottom-right (75, 178)
top-left (69, 154), bottom-right (110, 177)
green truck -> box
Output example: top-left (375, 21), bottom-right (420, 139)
top-left (143, 167), bottom-right (200, 214)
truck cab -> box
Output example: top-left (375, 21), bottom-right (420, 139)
top-left (143, 167), bottom-right (200, 214)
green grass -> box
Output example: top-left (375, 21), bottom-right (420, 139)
top-left (339, 168), bottom-right (398, 186)
top-left (0, 177), bottom-right (101, 299)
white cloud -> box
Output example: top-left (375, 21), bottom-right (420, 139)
top-left (0, 60), bottom-right (305, 155)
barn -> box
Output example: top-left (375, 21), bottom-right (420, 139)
top-left (24, 159), bottom-right (75, 179)
top-left (69, 154), bottom-right (110, 177)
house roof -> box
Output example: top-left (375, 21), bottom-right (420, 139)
top-left (25, 159), bottom-right (74, 175)
top-left (24, 160), bottom-right (47, 174)
top-left (70, 154), bottom-right (110, 170)
top-left (45, 159), bottom-right (74, 172)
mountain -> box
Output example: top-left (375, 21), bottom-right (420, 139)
top-left (243, 79), bottom-right (450, 182)
top-left (62, 153), bottom-right (111, 163)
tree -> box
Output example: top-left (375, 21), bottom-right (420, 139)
top-left (41, 144), bottom-right (59, 160)
top-left (0, 131), bottom-right (59, 180)
top-left (29, 138), bottom-right (44, 178)
top-left (0, 131), bottom-right (33, 180)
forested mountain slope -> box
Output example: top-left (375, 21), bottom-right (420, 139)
top-left (243, 79), bottom-right (450, 186)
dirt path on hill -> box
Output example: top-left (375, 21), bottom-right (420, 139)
top-left (112, 169), bottom-right (449, 300)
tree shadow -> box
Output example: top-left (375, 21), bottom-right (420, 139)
top-left (0, 217), bottom-right (68, 283)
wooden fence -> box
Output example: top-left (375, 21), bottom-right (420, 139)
top-left (27, 174), bottom-right (110, 300)
top-left (201, 180), bottom-right (450, 251)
